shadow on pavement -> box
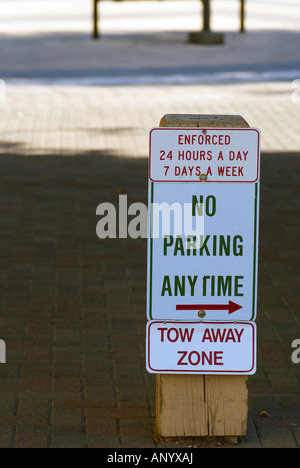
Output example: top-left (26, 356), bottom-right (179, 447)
top-left (0, 146), bottom-right (299, 447)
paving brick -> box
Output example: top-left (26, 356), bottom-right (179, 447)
top-left (119, 419), bottom-right (156, 447)
top-left (292, 427), bottom-right (300, 446)
top-left (255, 423), bottom-right (298, 448)
top-left (118, 393), bottom-right (148, 409)
top-left (15, 428), bottom-right (49, 448)
top-left (50, 427), bottom-right (87, 448)
top-left (52, 399), bottom-right (117, 409)
top-left (0, 427), bottom-right (14, 448)
top-left (51, 408), bottom-right (83, 427)
top-left (278, 396), bottom-right (300, 420)
top-left (52, 378), bottom-right (82, 394)
top-left (85, 418), bottom-right (118, 438)
top-left (85, 407), bottom-right (149, 419)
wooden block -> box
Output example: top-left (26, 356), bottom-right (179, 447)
top-left (155, 114), bottom-right (249, 439)
top-left (156, 374), bottom-right (207, 437)
top-left (205, 375), bottom-right (248, 436)
top-left (159, 114), bottom-right (250, 129)
top-left (188, 31), bottom-right (224, 45)
top-left (156, 374), bottom-right (248, 438)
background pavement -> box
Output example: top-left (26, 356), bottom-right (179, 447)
top-left (0, 0), bottom-right (299, 448)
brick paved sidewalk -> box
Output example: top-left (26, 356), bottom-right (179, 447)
top-left (0, 0), bottom-right (299, 449)
top-left (0, 82), bottom-right (299, 448)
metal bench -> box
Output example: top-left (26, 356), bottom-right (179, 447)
top-left (202, 0), bottom-right (246, 33)
top-left (92, 0), bottom-right (246, 41)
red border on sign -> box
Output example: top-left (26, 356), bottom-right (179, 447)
top-left (146, 320), bottom-right (256, 374)
top-left (149, 127), bottom-right (260, 183)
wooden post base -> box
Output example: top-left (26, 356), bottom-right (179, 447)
top-left (188, 31), bottom-right (224, 45)
top-left (156, 374), bottom-right (248, 437)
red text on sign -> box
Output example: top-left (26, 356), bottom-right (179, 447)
top-left (202, 327), bottom-right (244, 343)
top-left (177, 350), bottom-right (224, 366)
top-left (158, 327), bottom-right (194, 342)
top-left (218, 166), bottom-right (244, 177)
top-left (178, 134), bottom-right (231, 145)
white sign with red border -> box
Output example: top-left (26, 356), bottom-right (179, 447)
top-left (149, 127), bottom-right (260, 183)
top-left (147, 181), bottom-right (259, 321)
top-left (146, 320), bottom-right (256, 375)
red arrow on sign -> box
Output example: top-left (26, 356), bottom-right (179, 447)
top-left (176, 301), bottom-right (242, 315)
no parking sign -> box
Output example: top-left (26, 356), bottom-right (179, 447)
top-left (146, 126), bottom-right (260, 375)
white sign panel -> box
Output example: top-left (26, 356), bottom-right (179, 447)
top-left (147, 181), bottom-right (259, 321)
top-left (149, 127), bottom-right (260, 183)
top-left (146, 321), bottom-right (256, 375)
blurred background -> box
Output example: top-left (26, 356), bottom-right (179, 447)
top-left (0, 0), bottom-right (299, 152)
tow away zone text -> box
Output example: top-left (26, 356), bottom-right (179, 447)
top-left (158, 326), bottom-right (244, 367)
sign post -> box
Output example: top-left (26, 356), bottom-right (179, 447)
top-left (146, 114), bottom-right (260, 439)
top-left (188, 0), bottom-right (224, 45)
top-left (93, 0), bottom-right (100, 39)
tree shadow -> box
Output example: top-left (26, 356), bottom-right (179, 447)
top-left (0, 145), bottom-right (299, 446)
